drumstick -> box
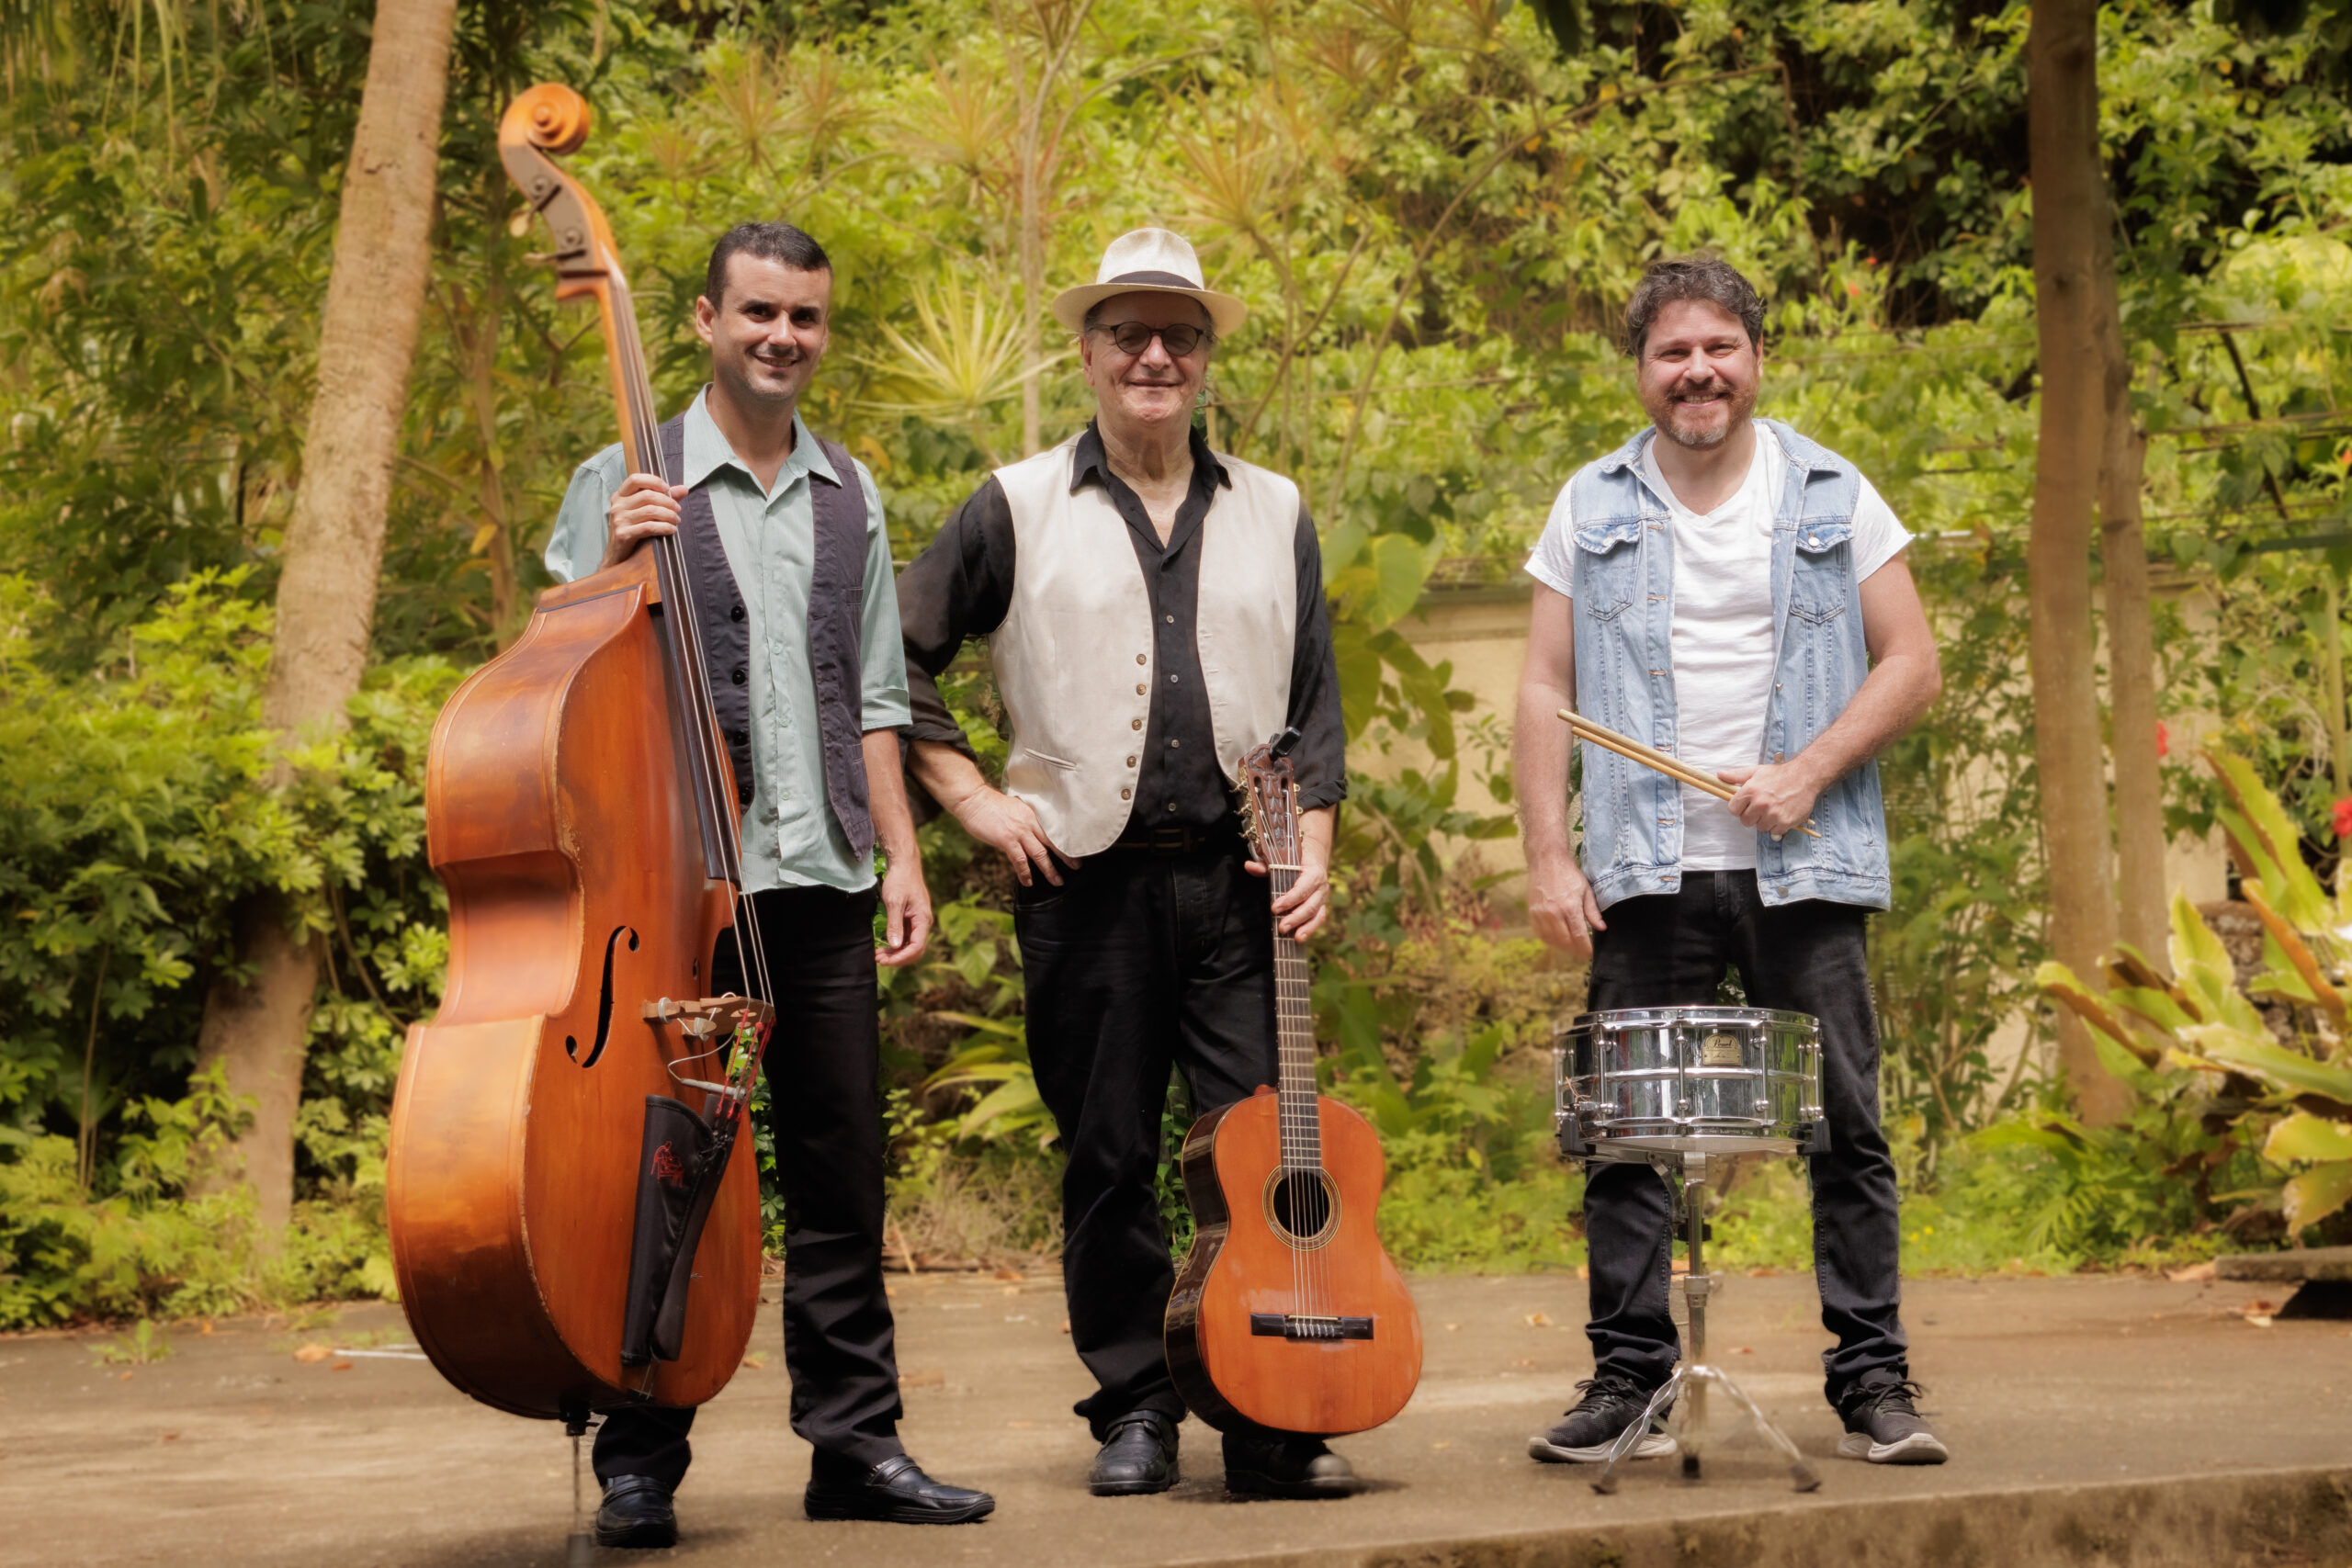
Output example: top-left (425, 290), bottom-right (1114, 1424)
top-left (1556, 709), bottom-right (1822, 840)
top-left (1560, 712), bottom-right (1733, 798)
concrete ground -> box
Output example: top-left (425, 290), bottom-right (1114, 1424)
top-left (9, 1269), bottom-right (2352, 1568)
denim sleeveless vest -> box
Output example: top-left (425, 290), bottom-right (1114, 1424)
top-left (1566, 418), bottom-right (1889, 911)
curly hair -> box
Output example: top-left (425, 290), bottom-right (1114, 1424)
top-left (1622, 255), bottom-right (1764, 360)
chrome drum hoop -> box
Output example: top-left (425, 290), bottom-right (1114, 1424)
top-left (1552, 1006), bottom-right (1824, 1156)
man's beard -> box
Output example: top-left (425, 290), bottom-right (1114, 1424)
top-left (1656, 385), bottom-right (1753, 449)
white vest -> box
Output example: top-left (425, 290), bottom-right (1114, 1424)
top-left (989, 434), bottom-right (1300, 857)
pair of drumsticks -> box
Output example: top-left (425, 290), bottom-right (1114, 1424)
top-left (1556, 709), bottom-right (1822, 840)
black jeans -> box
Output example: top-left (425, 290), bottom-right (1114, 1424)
top-left (595, 885), bottom-right (903, 1490)
top-left (1582, 871), bottom-right (1907, 1404)
top-left (1015, 844), bottom-right (1278, 1438)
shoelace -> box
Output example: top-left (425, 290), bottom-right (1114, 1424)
top-left (1846, 1377), bottom-right (1928, 1418)
top-left (1566, 1375), bottom-right (1655, 1414)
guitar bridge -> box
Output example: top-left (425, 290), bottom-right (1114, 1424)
top-left (1249, 1313), bottom-right (1374, 1340)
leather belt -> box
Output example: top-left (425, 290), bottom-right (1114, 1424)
top-left (1104, 823), bottom-right (1244, 856)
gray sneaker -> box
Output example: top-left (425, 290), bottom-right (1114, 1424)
top-left (1836, 1375), bottom-right (1948, 1464)
top-left (1528, 1376), bottom-right (1676, 1463)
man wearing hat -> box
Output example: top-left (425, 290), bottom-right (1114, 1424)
top-left (898, 229), bottom-right (1353, 1499)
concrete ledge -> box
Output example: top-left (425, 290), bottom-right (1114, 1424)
top-left (2218, 1247), bottom-right (2352, 1282)
top-left (1218, 1468), bottom-right (2352, 1568)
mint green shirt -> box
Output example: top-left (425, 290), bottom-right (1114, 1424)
top-left (545, 389), bottom-right (910, 894)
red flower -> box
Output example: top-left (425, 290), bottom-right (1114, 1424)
top-left (2155, 721), bottom-right (2170, 760)
top-left (2334, 796), bottom-right (2352, 840)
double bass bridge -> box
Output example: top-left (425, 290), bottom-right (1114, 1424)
top-left (643, 995), bottom-right (774, 1100)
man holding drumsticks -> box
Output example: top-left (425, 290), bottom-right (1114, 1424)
top-left (1513, 256), bottom-right (1947, 1466)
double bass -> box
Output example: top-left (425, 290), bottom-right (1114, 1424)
top-left (386, 84), bottom-right (769, 1423)
top-left (1164, 729), bottom-right (1423, 1437)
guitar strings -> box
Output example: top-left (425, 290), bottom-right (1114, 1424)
top-left (1256, 769), bottom-right (1306, 1323)
top-left (1295, 783), bottom-right (1330, 1328)
top-left (1263, 771), bottom-right (1329, 1329)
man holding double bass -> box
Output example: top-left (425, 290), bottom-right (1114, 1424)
top-left (1514, 256), bottom-right (1950, 1469)
top-left (543, 220), bottom-right (992, 1547)
top-left (897, 228), bottom-right (1357, 1499)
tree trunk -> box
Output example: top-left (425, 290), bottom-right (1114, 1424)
top-left (192, 0), bottom-right (459, 1233)
top-left (191, 897), bottom-right (320, 1224)
top-left (463, 254), bottom-right (519, 646)
top-left (1017, 107), bottom-right (1044, 458)
top-left (1006, 0), bottom-right (1093, 459)
top-left (2102, 405), bottom-right (2166, 971)
top-left (2028, 0), bottom-right (2130, 1124)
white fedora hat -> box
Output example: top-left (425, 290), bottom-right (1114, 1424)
top-left (1050, 227), bottom-right (1247, 337)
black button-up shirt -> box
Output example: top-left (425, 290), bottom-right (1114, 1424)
top-left (899, 423), bottom-right (1345, 836)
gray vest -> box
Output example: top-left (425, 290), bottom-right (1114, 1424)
top-left (660, 415), bottom-right (874, 862)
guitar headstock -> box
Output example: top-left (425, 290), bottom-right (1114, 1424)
top-left (1238, 728), bottom-right (1302, 871)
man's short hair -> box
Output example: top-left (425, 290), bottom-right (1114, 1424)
top-left (1623, 255), bottom-right (1764, 359)
top-left (704, 221), bottom-right (831, 308)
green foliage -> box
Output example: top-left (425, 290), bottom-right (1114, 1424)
top-left (1329, 1027), bottom-right (1587, 1273)
top-left (0, 1066), bottom-right (251, 1326)
top-left (0, 567), bottom-right (446, 1324)
top-left (5, 0), bottom-right (2352, 1309)
top-left (2039, 758), bottom-right (2352, 1243)
top-left (1708, 1119), bottom-right (2235, 1280)
top-left (90, 1316), bottom-right (173, 1365)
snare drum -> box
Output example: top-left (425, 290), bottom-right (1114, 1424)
top-left (1554, 1007), bottom-right (1825, 1159)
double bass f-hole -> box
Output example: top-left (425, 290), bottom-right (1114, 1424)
top-left (566, 924), bottom-right (639, 1067)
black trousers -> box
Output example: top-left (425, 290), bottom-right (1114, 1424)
top-left (1014, 844), bottom-right (1279, 1438)
top-left (594, 885), bottom-right (903, 1489)
top-left (1581, 871), bottom-right (1908, 1405)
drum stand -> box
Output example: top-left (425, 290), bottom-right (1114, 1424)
top-left (1589, 1150), bottom-right (1820, 1495)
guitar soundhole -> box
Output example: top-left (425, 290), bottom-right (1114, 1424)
top-left (1264, 1168), bottom-right (1340, 1249)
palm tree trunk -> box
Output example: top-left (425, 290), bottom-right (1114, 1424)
top-left (2028, 0), bottom-right (2129, 1124)
top-left (192, 0), bottom-right (459, 1232)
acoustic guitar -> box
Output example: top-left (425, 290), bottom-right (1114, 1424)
top-left (1164, 729), bottom-right (1423, 1436)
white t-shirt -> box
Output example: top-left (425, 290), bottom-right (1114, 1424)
top-left (1525, 423), bottom-right (1913, 871)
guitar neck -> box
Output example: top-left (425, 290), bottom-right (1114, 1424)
top-left (1265, 864), bottom-right (1321, 1171)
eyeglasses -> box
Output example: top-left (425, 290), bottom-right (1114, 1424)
top-left (1091, 321), bottom-right (1211, 357)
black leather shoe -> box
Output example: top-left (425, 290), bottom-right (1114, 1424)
top-left (1088, 1410), bottom-right (1180, 1496)
top-left (594, 1474), bottom-right (678, 1550)
top-left (805, 1453), bottom-right (995, 1524)
top-left (1222, 1432), bottom-right (1361, 1499)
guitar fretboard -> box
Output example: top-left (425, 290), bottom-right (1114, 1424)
top-left (1260, 807), bottom-right (1321, 1175)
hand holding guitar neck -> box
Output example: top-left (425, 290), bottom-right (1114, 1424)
top-left (1240, 728), bottom-right (1331, 940)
